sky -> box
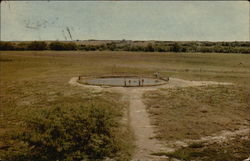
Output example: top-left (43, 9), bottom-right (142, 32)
top-left (1, 1), bottom-right (249, 41)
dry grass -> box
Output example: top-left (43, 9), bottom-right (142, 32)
top-left (1, 51), bottom-right (249, 85)
top-left (144, 84), bottom-right (250, 160)
top-left (143, 85), bottom-right (249, 141)
top-left (0, 51), bottom-right (249, 160)
top-left (0, 51), bottom-right (140, 160)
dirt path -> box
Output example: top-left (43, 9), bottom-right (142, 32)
top-left (69, 77), bottom-right (234, 160)
top-left (127, 88), bottom-right (171, 160)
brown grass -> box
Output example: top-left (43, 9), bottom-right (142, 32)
top-left (1, 51), bottom-right (250, 84)
top-left (143, 85), bottom-right (249, 141)
top-left (0, 51), bottom-right (249, 160)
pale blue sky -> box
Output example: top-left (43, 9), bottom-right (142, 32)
top-left (1, 1), bottom-right (249, 41)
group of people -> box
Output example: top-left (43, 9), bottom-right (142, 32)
top-left (124, 78), bottom-right (144, 87)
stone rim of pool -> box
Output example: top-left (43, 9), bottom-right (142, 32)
top-left (77, 75), bottom-right (169, 87)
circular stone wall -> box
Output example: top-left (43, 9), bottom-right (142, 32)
top-left (78, 76), bottom-right (168, 87)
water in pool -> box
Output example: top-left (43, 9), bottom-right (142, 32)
top-left (84, 77), bottom-right (166, 86)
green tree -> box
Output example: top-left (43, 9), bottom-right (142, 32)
top-left (145, 43), bottom-right (155, 52)
top-left (0, 42), bottom-right (15, 50)
top-left (49, 42), bottom-right (77, 50)
top-left (172, 43), bottom-right (181, 52)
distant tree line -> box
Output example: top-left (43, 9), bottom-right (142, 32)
top-left (0, 41), bottom-right (249, 53)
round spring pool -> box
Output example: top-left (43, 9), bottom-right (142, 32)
top-left (80, 77), bottom-right (168, 87)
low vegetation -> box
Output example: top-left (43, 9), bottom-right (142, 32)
top-left (1, 40), bottom-right (250, 53)
top-left (0, 51), bottom-right (138, 160)
top-left (49, 42), bottom-right (77, 51)
top-left (0, 51), bottom-right (249, 160)
top-left (153, 136), bottom-right (250, 161)
top-left (143, 85), bottom-right (249, 141)
top-left (0, 91), bottom-right (133, 161)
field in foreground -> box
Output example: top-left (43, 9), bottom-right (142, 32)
top-left (0, 51), bottom-right (249, 160)
top-left (143, 85), bottom-right (249, 141)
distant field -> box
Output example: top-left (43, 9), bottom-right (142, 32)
top-left (0, 51), bottom-right (249, 160)
top-left (1, 51), bottom-right (250, 85)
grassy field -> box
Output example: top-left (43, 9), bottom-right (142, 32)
top-left (0, 51), bottom-right (139, 160)
top-left (143, 85), bottom-right (249, 141)
top-left (1, 51), bottom-right (250, 85)
top-left (0, 51), bottom-right (250, 160)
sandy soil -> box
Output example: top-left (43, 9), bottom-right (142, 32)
top-left (69, 77), bottom-right (234, 160)
top-left (165, 127), bottom-right (249, 150)
top-left (68, 77), bottom-right (103, 92)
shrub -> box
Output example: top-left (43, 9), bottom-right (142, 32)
top-left (64, 43), bottom-right (77, 50)
top-left (1, 41), bottom-right (249, 53)
top-left (171, 43), bottom-right (182, 52)
top-left (49, 42), bottom-right (64, 50)
top-left (106, 43), bottom-right (117, 51)
top-left (3, 104), bottom-right (123, 161)
top-left (155, 46), bottom-right (166, 52)
top-left (15, 42), bottom-right (29, 50)
top-left (145, 43), bottom-right (155, 52)
top-left (27, 41), bottom-right (48, 50)
top-left (0, 41), bottom-right (15, 50)
top-left (49, 42), bottom-right (77, 50)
